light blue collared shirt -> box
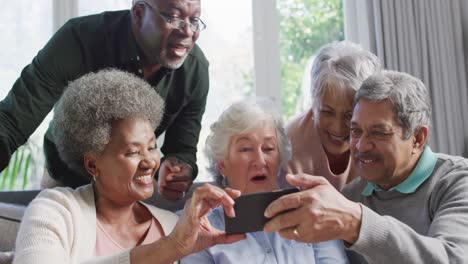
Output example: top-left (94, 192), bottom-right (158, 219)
top-left (362, 146), bottom-right (438, 196)
top-left (180, 207), bottom-right (348, 264)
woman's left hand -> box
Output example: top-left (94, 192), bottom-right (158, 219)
top-left (168, 184), bottom-right (246, 256)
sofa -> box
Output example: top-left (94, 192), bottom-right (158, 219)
top-left (0, 182), bottom-right (210, 264)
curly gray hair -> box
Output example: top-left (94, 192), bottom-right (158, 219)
top-left (311, 41), bottom-right (381, 113)
top-left (204, 98), bottom-right (290, 185)
top-left (354, 70), bottom-right (432, 139)
top-left (52, 69), bottom-right (165, 179)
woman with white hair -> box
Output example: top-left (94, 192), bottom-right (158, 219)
top-left (181, 99), bottom-right (348, 263)
top-left (13, 69), bottom-right (244, 264)
top-left (286, 41), bottom-right (381, 190)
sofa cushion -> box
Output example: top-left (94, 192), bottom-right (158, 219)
top-left (0, 190), bottom-right (40, 206)
top-left (0, 251), bottom-right (13, 264)
top-left (0, 202), bottom-right (26, 252)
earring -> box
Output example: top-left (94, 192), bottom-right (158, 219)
top-left (221, 176), bottom-right (228, 187)
top-left (92, 174), bottom-right (96, 182)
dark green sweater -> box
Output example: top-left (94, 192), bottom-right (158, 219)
top-left (0, 10), bottom-right (209, 187)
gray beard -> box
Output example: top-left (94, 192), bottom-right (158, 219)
top-left (158, 50), bottom-right (187, 69)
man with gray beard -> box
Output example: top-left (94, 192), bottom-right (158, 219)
top-left (0, 0), bottom-right (208, 200)
top-left (264, 70), bottom-right (468, 263)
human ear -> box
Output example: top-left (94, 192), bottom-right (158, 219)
top-left (412, 126), bottom-right (429, 153)
top-left (217, 161), bottom-right (226, 177)
top-left (131, 3), bottom-right (145, 28)
top-left (84, 154), bottom-right (99, 178)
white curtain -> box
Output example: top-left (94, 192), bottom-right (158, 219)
top-left (345, 0), bottom-right (468, 157)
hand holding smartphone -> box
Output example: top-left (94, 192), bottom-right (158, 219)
top-left (224, 188), bottom-right (299, 234)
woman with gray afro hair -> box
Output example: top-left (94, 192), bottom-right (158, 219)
top-left (15, 69), bottom-right (246, 264)
top-left (181, 98), bottom-right (348, 263)
top-left (52, 68), bottom-right (164, 179)
top-left (286, 41), bottom-right (381, 191)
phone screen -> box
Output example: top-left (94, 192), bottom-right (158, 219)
top-left (224, 188), bottom-right (299, 234)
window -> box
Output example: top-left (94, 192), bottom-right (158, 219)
top-left (195, 0), bottom-right (255, 181)
top-left (278, 0), bottom-right (344, 119)
top-left (0, 1), bottom-right (53, 190)
top-left (0, 0), bottom-right (343, 190)
top-left (78, 0), bottom-right (130, 15)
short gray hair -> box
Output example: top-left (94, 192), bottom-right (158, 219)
top-left (311, 41), bottom-right (381, 112)
top-left (354, 70), bottom-right (432, 139)
top-left (204, 99), bottom-right (290, 184)
top-left (52, 69), bottom-right (165, 179)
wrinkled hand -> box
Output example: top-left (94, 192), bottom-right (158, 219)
top-left (168, 184), bottom-right (246, 256)
top-left (263, 173), bottom-right (362, 244)
top-left (281, 160), bottom-right (307, 188)
top-left (158, 157), bottom-right (194, 200)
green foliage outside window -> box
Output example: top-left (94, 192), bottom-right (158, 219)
top-left (278, 0), bottom-right (344, 119)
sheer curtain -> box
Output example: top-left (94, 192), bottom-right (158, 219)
top-left (345, 0), bottom-right (468, 157)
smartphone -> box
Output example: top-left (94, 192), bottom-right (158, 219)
top-left (224, 188), bottom-right (300, 234)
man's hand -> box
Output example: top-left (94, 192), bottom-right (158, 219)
top-left (169, 184), bottom-right (246, 256)
top-left (158, 156), bottom-right (194, 200)
top-left (263, 173), bottom-right (362, 244)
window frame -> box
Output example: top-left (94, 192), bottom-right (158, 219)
top-left (251, 0), bottom-right (282, 111)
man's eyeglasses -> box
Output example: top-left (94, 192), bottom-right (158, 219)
top-left (137, 1), bottom-right (206, 33)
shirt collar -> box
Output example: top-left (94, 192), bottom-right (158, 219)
top-left (362, 146), bottom-right (437, 196)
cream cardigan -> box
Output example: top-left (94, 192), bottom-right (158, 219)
top-left (13, 184), bottom-right (178, 264)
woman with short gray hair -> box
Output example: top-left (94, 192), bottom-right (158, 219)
top-left (14, 69), bottom-right (244, 264)
top-left (181, 99), bottom-right (348, 263)
top-left (204, 99), bottom-right (290, 187)
top-left (286, 41), bottom-right (381, 190)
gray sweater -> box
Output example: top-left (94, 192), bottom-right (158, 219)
top-left (342, 152), bottom-right (468, 264)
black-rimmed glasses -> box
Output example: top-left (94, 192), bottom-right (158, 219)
top-left (137, 1), bottom-right (206, 32)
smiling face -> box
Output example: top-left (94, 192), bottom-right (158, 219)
top-left (88, 118), bottom-right (160, 205)
top-left (350, 99), bottom-right (422, 189)
top-left (219, 124), bottom-right (280, 194)
top-left (133, 0), bottom-right (201, 69)
top-left (314, 85), bottom-right (355, 157)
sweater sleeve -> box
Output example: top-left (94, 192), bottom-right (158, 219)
top-left (0, 20), bottom-right (86, 171)
top-left (349, 168), bottom-right (468, 264)
top-left (13, 188), bottom-right (133, 264)
top-left (13, 189), bottom-right (79, 264)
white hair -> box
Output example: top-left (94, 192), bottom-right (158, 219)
top-left (204, 98), bottom-right (290, 184)
top-left (311, 41), bottom-right (381, 113)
